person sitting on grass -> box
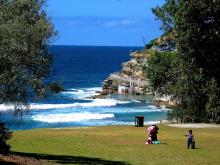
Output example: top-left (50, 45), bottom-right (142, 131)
top-left (146, 124), bottom-right (160, 144)
top-left (151, 124), bottom-right (159, 141)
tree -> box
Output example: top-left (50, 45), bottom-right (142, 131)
top-left (153, 0), bottom-right (220, 83)
top-left (0, 0), bottom-right (58, 108)
top-left (145, 51), bottom-right (177, 96)
top-left (0, 0), bottom-right (60, 154)
top-left (149, 0), bottom-right (220, 122)
top-left (205, 79), bottom-right (220, 123)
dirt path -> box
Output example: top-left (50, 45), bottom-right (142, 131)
top-left (167, 123), bottom-right (220, 128)
top-left (0, 154), bottom-right (50, 165)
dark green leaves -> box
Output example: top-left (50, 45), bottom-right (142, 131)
top-left (148, 0), bottom-right (220, 123)
top-left (0, 0), bottom-right (57, 108)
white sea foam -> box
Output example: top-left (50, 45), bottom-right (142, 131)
top-left (0, 104), bottom-right (28, 111)
top-left (62, 87), bottom-right (102, 99)
top-left (0, 99), bottom-right (130, 111)
top-left (107, 108), bottom-right (168, 113)
top-left (132, 100), bottom-right (141, 103)
top-left (32, 113), bottom-right (114, 123)
top-left (147, 105), bottom-right (159, 109)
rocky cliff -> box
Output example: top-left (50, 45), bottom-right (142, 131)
top-left (92, 34), bottom-right (176, 108)
top-left (102, 51), bottom-right (150, 96)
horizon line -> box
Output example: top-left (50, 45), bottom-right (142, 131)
top-left (49, 44), bottom-right (144, 48)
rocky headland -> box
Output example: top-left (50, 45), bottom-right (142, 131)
top-left (91, 34), bottom-right (177, 108)
top-left (92, 52), bottom-right (175, 108)
top-left (102, 51), bottom-right (150, 95)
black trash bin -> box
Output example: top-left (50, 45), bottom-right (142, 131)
top-left (135, 116), bottom-right (144, 127)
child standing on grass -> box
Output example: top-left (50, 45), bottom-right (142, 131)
top-left (187, 130), bottom-right (195, 149)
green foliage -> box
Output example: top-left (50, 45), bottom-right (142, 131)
top-left (0, 122), bottom-right (12, 154)
top-left (149, 0), bottom-right (220, 123)
top-left (169, 60), bottom-right (209, 122)
top-left (145, 39), bottom-right (157, 49)
top-left (152, 0), bottom-right (178, 31)
top-left (174, 0), bottom-right (220, 83)
top-left (167, 108), bottom-right (185, 123)
top-left (153, 0), bottom-right (220, 82)
top-left (0, 0), bottom-right (57, 108)
top-left (0, 0), bottom-right (61, 153)
top-left (145, 51), bottom-right (177, 96)
top-left (205, 79), bottom-right (220, 123)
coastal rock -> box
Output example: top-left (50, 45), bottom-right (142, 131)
top-left (101, 51), bottom-right (150, 96)
top-left (94, 46), bottom-right (176, 108)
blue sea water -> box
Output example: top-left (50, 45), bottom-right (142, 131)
top-left (0, 46), bottom-right (167, 130)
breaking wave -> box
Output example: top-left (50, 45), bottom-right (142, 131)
top-left (32, 113), bottom-right (114, 123)
top-left (61, 87), bottom-right (102, 99)
top-left (0, 99), bottom-right (130, 111)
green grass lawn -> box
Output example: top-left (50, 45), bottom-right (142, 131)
top-left (8, 125), bottom-right (220, 165)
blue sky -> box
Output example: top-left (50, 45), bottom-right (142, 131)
top-left (46, 0), bottom-right (165, 46)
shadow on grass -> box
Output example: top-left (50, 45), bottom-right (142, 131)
top-left (10, 151), bottom-right (130, 165)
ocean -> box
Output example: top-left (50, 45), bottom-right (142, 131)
top-left (0, 46), bottom-right (167, 130)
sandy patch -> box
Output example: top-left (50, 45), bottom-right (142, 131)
top-left (0, 154), bottom-right (45, 165)
top-left (167, 123), bottom-right (220, 128)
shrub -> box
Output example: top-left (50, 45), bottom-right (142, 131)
top-left (0, 122), bottom-right (12, 155)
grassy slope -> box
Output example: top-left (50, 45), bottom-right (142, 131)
top-left (9, 125), bottom-right (220, 165)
